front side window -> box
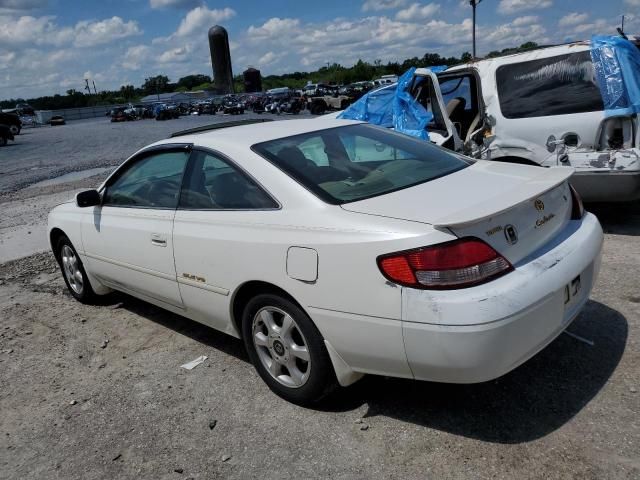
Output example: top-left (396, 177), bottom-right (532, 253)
top-left (252, 124), bottom-right (469, 204)
top-left (496, 51), bottom-right (604, 119)
top-left (103, 150), bottom-right (189, 208)
top-left (178, 150), bottom-right (278, 210)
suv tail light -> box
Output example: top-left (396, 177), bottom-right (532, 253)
top-left (569, 184), bottom-right (585, 220)
top-left (377, 238), bottom-right (513, 290)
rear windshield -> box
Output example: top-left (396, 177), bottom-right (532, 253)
top-left (252, 124), bottom-right (470, 204)
top-left (496, 51), bottom-right (604, 119)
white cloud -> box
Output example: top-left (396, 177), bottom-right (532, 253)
top-left (624, 0), bottom-right (640, 5)
top-left (158, 45), bottom-right (190, 63)
top-left (498, 0), bottom-right (552, 15)
top-left (0, 0), bottom-right (47, 13)
top-left (247, 17), bottom-right (301, 38)
top-left (395, 3), bottom-right (440, 21)
top-left (558, 12), bottom-right (588, 27)
top-left (122, 45), bottom-right (152, 70)
top-left (0, 15), bottom-right (74, 47)
top-left (173, 6), bottom-right (235, 37)
top-left (258, 51), bottom-right (278, 66)
top-left (149, 0), bottom-right (203, 9)
top-left (0, 15), bottom-right (140, 48)
top-left (362, 0), bottom-right (407, 11)
top-left (74, 17), bottom-right (142, 47)
top-left (512, 15), bottom-right (539, 27)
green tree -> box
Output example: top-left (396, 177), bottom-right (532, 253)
top-left (142, 75), bottom-right (170, 95)
top-left (176, 74), bottom-right (212, 91)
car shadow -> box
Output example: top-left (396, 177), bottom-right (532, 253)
top-left (587, 200), bottom-right (640, 236)
top-left (105, 295), bottom-right (626, 444)
top-left (324, 300), bottom-right (627, 443)
top-left (103, 293), bottom-right (249, 362)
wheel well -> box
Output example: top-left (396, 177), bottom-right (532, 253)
top-left (49, 228), bottom-right (66, 259)
top-left (231, 281), bottom-right (302, 338)
top-left (493, 156), bottom-right (539, 166)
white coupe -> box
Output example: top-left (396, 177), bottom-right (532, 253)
top-left (48, 118), bottom-right (603, 405)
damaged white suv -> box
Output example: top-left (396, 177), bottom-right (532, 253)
top-left (357, 39), bottom-right (640, 202)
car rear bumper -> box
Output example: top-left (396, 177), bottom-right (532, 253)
top-left (401, 212), bottom-right (603, 383)
top-left (570, 170), bottom-right (640, 202)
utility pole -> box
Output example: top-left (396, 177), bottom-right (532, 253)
top-left (470, 0), bottom-right (483, 59)
top-left (92, 80), bottom-right (97, 95)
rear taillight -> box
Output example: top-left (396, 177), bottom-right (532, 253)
top-left (569, 184), bottom-right (585, 220)
top-left (377, 238), bottom-right (513, 290)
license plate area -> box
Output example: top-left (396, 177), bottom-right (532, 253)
top-left (564, 274), bottom-right (582, 306)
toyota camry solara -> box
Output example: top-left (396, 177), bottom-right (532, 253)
top-left (48, 118), bottom-right (603, 405)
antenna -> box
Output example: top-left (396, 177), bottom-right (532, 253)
top-left (470, 0), bottom-right (483, 59)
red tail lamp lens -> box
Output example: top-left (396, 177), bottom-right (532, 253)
top-left (378, 238), bottom-right (513, 289)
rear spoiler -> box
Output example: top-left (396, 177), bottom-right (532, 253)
top-left (432, 166), bottom-right (574, 228)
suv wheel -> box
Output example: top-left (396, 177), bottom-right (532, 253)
top-left (9, 125), bottom-right (19, 136)
top-left (242, 293), bottom-right (337, 405)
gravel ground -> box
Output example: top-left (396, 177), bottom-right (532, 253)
top-left (0, 116), bottom-right (638, 479)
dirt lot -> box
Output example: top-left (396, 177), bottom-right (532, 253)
top-left (0, 118), bottom-right (639, 479)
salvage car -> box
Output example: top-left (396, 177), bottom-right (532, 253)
top-left (49, 115), bottom-right (66, 126)
top-left (48, 117), bottom-right (603, 405)
top-left (0, 124), bottom-right (14, 146)
top-left (110, 107), bottom-right (134, 122)
top-left (340, 37), bottom-right (640, 202)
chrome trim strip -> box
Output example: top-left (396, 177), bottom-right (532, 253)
top-left (177, 277), bottom-right (230, 296)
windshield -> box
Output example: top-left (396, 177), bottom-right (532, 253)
top-left (252, 124), bottom-right (470, 204)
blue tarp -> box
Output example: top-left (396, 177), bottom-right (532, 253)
top-left (591, 35), bottom-right (640, 118)
top-left (339, 67), bottom-right (439, 140)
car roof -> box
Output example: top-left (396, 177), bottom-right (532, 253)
top-left (159, 117), bottom-right (363, 150)
top-left (446, 41), bottom-right (591, 73)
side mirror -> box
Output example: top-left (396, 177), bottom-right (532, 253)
top-left (76, 189), bottom-right (101, 208)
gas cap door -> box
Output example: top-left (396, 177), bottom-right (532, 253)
top-left (286, 247), bottom-right (318, 282)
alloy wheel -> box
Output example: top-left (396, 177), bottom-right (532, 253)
top-left (252, 306), bottom-right (311, 388)
top-left (61, 245), bottom-right (84, 295)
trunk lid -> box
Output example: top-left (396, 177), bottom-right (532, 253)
top-left (341, 161), bottom-right (574, 265)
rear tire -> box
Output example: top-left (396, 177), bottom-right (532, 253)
top-left (9, 125), bottom-right (19, 135)
top-left (56, 235), bottom-right (97, 304)
top-left (242, 293), bottom-right (337, 405)
top-left (0, 137), bottom-right (6, 146)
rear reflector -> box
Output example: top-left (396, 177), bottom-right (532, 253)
top-left (378, 238), bottom-right (513, 289)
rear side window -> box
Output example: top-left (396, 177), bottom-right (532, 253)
top-left (496, 51), bottom-right (604, 119)
top-left (178, 150), bottom-right (278, 210)
top-left (252, 124), bottom-right (469, 204)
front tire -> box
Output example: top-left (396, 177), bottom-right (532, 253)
top-left (9, 125), bottom-right (19, 135)
top-left (242, 293), bottom-right (337, 405)
top-left (56, 235), bottom-right (97, 304)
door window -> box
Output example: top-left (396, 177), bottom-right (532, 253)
top-left (496, 51), bottom-right (604, 119)
top-left (178, 150), bottom-right (278, 210)
top-left (103, 150), bottom-right (189, 208)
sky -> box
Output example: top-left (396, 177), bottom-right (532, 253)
top-left (0, 0), bottom-right (638, 99)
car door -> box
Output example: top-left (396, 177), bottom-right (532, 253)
top-left (172, 148), bottom-right (279, 333)
top-left (82, 145), bottom-right (191, 308)
top-left (410, 69), bottom-right (462, 151)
